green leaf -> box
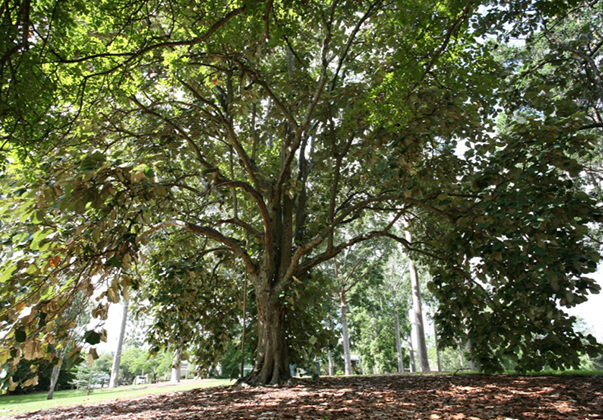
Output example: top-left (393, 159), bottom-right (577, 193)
top-left (84, 330), bottom-right (102, 345)
top-left (15, 327), bottom-right (27, 343)
top-left (0, 264), bottom-right (17, 283)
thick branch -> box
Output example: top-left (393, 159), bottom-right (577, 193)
top-left (216, 218), bottom-right (262, 238)
top-left (138, 220), bottom-right (257, 275)
top-left (215, 179), bottom-right (270, 239)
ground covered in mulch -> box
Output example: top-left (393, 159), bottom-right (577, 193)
top-left (10, 375), bottom-right (603, 420)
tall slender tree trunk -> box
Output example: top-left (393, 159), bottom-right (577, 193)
top-left (109, 299), bottom-right (129, 388)
top-left (47, 362), bottom-right (61, 399)
top-left (340, 296), bottom-right (353, 376)
top-left (434, 322), bottom-right (442, 372)
top-left (395, 309), bottom-right (404, 373)
top-left (240, 270), bottom-right (248, 379)
top-left (407, 336), bottom-right (416, 373)
top-left (171, 348), bottom-right (182, 383)
top-left (327, 349), bottom-right (334, 376)
top-left (326, 318), bottom-right (335, 376)
top-left (406, 230), bottom-right (430, 372)
top-left (465, 339), bottom-right (477, 371)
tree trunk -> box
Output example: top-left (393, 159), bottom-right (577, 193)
top-left (109, 299), bottom-right (129, 388)
top-left (406, 229), bottom-right (430, 373)
top-left (465, 339), bottom-right (477, 371)
top-left (47, 362), bottom-right (61, 400)
top-left (395, 309), bottom-right (404, 374)
top-left (245, 286), bottom-right (290, 385)
top-left (340, 296), bottom-right (353, 376)
top-left (434, 322), bottom-right (442, 372)
top-left (459, 344), bottom-right (466, 368)
top-left (171, 348), bottom-right (182, 383)
top-left (326, 317), bottom-right (334, 376)
top-left (408, 320), bottom-right (417, 373)
top-left (327, 348), bottom-right (334, 376)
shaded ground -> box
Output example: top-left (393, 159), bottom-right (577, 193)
top-left (8, 375), bottom-right (603, 419)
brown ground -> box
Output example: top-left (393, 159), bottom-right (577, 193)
top-left (10, 375), bottom-right (603, 420)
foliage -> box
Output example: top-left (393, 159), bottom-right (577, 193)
top-left (70, 362), bottom-right (106, 394)
top-left (117, 347), bottom-right (172, 383)
top-left (347, 245), bottom-right (413, 374)
top-left (7, 356), bottom-right (77, 395)
top-left (217, 342), bottom-right (244, 380)
top-left (133, 232), bottom-right (241, 374)
top-left (420, 0), bottom-right (603, 373)
top-left (93, 353), bottom-right (113, 376)
top-left (1, 0), bottom-right (602, 387)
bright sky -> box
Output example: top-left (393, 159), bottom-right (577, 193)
top-left (566, 267), bottom-right (603, 342)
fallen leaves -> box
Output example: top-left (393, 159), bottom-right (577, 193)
top-left (6, 374), bottom-right (603, 420)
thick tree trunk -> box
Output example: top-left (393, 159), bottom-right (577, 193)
top-left (340, 297), bottom-right (353, 376)
top-left (245, 287), bottom-right (290, 385)
top-left (109, 299), bottom-right (129, 388)
top-left (395, 309), bottom-right (404, 374)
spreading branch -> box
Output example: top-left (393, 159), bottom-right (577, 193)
top-left (138, 220), bottom-right (257, 275)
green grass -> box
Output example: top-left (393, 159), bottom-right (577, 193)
top-left (0, 379), bottom-right (234, 417)
top-left (525, 369), bottom-right (603, 375)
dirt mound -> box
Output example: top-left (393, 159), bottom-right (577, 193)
top-left (10, 374), bottom-right (603, 419)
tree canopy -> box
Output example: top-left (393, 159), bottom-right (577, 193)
top-left (1, 0), bottom-right (602, 387)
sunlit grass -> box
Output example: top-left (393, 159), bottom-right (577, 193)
top-left (0, 379), bottom-right (234, 417)
top-left (527, 369), bottom-right (603, 375)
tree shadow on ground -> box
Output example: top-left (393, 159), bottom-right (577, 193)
top-left (11, 375), bottom-right (603, 420)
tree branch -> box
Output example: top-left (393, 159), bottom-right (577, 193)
top-left (329, 0), bottom-right (382, 91)
top-left (49, 5), bottom-right (246, 68)
top-left (138, 220), bottom-right (257, 275)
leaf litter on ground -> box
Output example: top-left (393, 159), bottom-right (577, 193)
top-left (6, 374), bottom-right (603, 419)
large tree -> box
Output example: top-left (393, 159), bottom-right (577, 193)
top-left (1, 0), bottom-right (601, 387)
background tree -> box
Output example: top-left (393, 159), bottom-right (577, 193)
top-left (404, 227), bottom-right (430, 373)
top-left (109, 299), bottom-right (129, 388)
top-left (325, 241), bottom-right (385, 375)
top-left (385, 250), bottom-right (412, 373)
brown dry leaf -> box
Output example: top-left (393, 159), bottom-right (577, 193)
top-left (9, 375), bottom-right (603, 420)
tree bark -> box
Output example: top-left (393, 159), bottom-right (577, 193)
top-left (327, 348), bottom-right (334, 376)
top-left (109, 299), bottom-right (129, 388)
top-left (326, 318), bottom-right (334, 376)
top-left (340, 296), bottom-right (353, 376)
top-left (434, 322), bottom-right (442, 372)
top-left (465, 339), bottom-right (477, 371)
top-left (406, 229), bottom-right (430, 373)
top-left (47, 362), bottom-right (61, 400)
top-left (406, 312), bottom-right (416, 374)
top-left (245, 285), bottom-right (290, 385)
top-left (395, 309), bottom-right (404, 374)
top-left (171, 348), bottom-right (182, 383)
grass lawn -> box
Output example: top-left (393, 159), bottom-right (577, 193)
top-left (0, 379), bottom-right (234, 417)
